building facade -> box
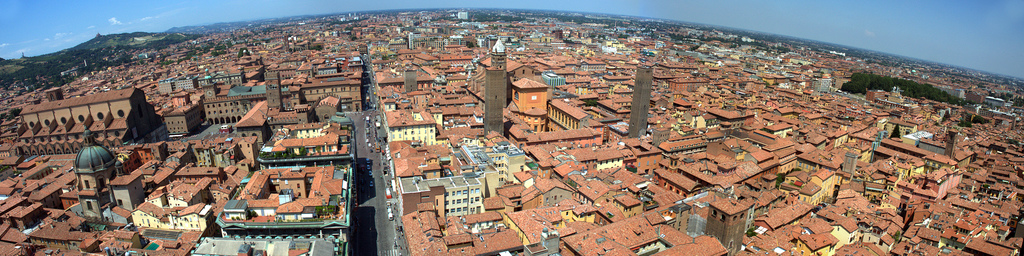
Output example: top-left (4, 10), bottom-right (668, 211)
top-left (18, 88), bottom-right (162, 155)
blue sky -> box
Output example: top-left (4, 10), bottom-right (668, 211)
top-left (1, 0), bottom-right (1022, 78)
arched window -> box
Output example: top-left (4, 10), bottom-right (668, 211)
top-left (84, 180), bottom-right (91, 189)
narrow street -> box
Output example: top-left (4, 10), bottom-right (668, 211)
top-left (350, 56), bottom-right (406, 256)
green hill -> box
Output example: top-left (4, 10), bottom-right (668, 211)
top-left (0, 32), bottom-right (199, 90)
top-left (69, 32), bottom-right (196, 51)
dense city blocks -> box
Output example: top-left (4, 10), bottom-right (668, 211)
top-left (0, 8), bottom-right (1022, 256)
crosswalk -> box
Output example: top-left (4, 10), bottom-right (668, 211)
top-left (382, 249), bottom-right (401, 256)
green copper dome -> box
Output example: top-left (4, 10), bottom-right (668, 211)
top-left (74, 129), bottom-right (117, 172)
top-left (75, 145), bottom-right (116, 171)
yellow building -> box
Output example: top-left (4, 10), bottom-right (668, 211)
top-left (809, 169), bottom-right (838, 202)
top-left (503, 207), bottom-right (565, 246)
top-left (560, 204), bottom-right (598, 223)
top-left (386, 109), bottom-right (437, 145)
top-left (596, 157), bottom-right (623, 171)
top-left (785, 168), bottom-right (838, 206)
top-left (879, 118), bottom-right (919, 138)
top-left (830, 221), bottom-right (860, 251)
top-left (131, 202), bottom-right (213, 232)
top-left (611, 194), bottom-right (643, 218)
top-left (795, 233), bottom-right (839, 256)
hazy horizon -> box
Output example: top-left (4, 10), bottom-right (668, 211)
top-left (2, 0), bottom-right (1022, 79)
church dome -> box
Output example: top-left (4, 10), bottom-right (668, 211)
top-left (75, 129), bottom-right (116, 172)
top-left (75, 145), bottom-right (116, 171)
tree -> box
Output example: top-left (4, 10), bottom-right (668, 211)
top-left (466, 41), bottom-right (477, 48)
top-left (840, 73), bottom-right (965, 105)
top-left (6, 108), bottom-right (20, 120)
top-left (957, 119), bottom-right (972, 128)
top-left (970, 115), bottom-right (989, 124)
top-left (775, 173), bottom-right (786, 188)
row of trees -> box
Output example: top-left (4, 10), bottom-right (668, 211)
top-left (992, 92), bottom-right (1024, 107)
top-left (840, 73), bottom-right (967, 105)
top-left (957, 115), bottom-right (989, 127)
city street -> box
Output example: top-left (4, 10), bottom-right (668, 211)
top-left (350, 57), bottom-right (406, 256)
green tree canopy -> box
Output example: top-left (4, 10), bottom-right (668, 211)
top-left (840, 73), bottom-right (966, 105)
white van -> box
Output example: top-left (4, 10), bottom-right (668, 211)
top-left (387, 208), bottom-right (394, 220)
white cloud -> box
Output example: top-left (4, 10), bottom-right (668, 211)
top-left (0, 43), bottom-right (8, 48)
top-left (87, 25), bottom-right (95, 29)
top-left (140, 16), bottom-right (154, 21)
top-left (108, 17), bottom-right (122, 25)
top-left (864, 29), bottom-right (875, 37)
top-left (44, 38), bottom-right (50, 41)
top-left (54, 32), bottom-right (71, 40)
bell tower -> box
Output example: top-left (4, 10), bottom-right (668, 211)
top-left (74, 129), bottom-right (120, 220)
top-left (204, 82), bottom-right (218, 99)
top-left (267, 82), bottom-right (283, 109)
top-left (484, 40), bottom-right (509, 134)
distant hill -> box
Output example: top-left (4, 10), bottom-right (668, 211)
top-left (0, 32), bottom-right (200, 90)
top-left (69, 32), bottom-right (197, 51)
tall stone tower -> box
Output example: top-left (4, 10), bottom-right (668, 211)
top-left (627, 65), bottom-right (653, 138)
top-left (404, 67), bottom-right (417, 93)
top-left (706, 197), bottom-right (750, 255)
top-left (843, 152), bottom-right (858, 179)
top-left (484, 40), bottom-right (508, 134)
top-left (204, 83), bottom-right (218, 99)
top-left (652, 122), bottom-right (671, 147)
top-left (74, 130), bottom-right (121, 220)
top-left (944, 130), bottom-right (959, 157)
top-left (267, 82), bottom-right (283, 109)
top-left (491, 40), bottom-right (506, 71)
